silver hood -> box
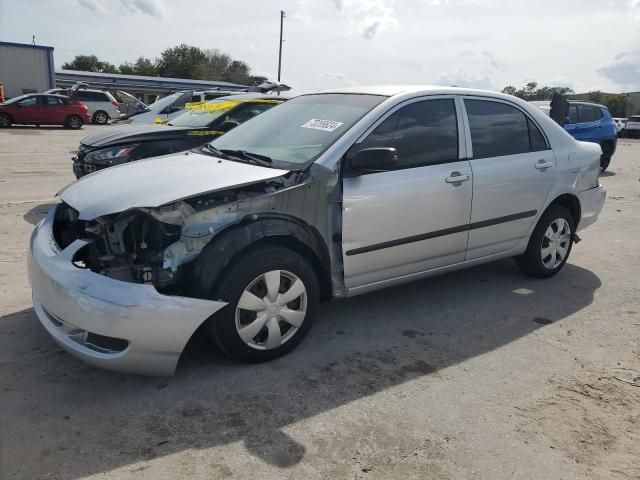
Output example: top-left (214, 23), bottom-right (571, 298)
top-left (59, 151), bottom-right (289, 220)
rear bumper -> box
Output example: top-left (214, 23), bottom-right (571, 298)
top-left (28, 206), bottom-right (227, 376)
top-left (577, 184), bottom-right (606, 232)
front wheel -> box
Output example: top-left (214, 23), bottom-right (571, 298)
top-left (207, 245), bottom-right (319, 363)
top-left (600, 142), bottom-right (613, 171)
top-left (65, 115), bottom-right (83, 129)
top-left (0, 113), bottom-right (12, 128)
top-left (516, 206), bottom-right (575, 278)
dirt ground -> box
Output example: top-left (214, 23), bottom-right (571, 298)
top-left (0, 125), bottom-right (639, 480)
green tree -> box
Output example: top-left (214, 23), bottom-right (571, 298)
top-left (604, 94), bottom-right (630, 117)
top-left (119, 57), bottom-right (157, 76)
top-left (156, 44), bottom-right (206, 79)
top-left (62, 54), bottom-right (118, 73)
top-left (502, 83), bottom-right (575, 100)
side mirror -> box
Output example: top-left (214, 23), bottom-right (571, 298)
top-left (346, 147), bottom-right (399, 175)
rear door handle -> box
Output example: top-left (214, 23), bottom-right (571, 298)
top-left (445, 172), bottom-right (470, 184)
top-left (535, 160), bottom-right (554, 170)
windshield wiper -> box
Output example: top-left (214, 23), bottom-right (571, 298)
top-left (221, 149), bottom-right (273, 166)
top-left (201, 144), bottom-right (233, 160)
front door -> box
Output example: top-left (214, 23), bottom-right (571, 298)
top-left (13, 95), bottom-right (41, 123)
top-left (462, 98), bottom-right (557, 260)
top-left (342, 97), bottom-right (473, 289)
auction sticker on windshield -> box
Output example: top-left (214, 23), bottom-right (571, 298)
top-left (301, 119), bottom-right (344, 132)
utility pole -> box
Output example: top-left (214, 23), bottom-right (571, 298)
top-left (277, 10), bottom-right (286, 83)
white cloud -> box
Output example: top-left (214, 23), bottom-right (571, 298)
top-left (597, 50), bottom-right (640, 90)
top-left (69, 0), bottom-right (166, 18)
top-left (435, 70), bottom-right (494, 90)
top-left (331, 0), bottom-right (398, 39)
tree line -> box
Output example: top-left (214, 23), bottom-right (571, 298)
top-left (61, 44), bottom-right (267, 86)
top-left (502, 82), bottom-right (631, 117)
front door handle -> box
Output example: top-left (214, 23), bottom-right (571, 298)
top-left (535, 160), bottom-right (554, 170)
top-left (445, 172), bottom-right (470, 184)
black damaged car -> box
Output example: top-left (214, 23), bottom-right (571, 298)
top-left (72, 94), bottom-right (286, 178)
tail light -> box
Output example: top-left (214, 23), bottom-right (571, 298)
top-left (112, 101), bottom-right (119, 107)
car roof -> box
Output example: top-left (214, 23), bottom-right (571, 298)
top-left (204, 94), bottom-right (288, 103)
top-left (569, 100), bottom-right (607, 108)
top-left (309, 84), bottom-right (538, 102)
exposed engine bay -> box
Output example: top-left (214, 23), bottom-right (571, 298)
top-left (52, 173), bottom-right (304, 292)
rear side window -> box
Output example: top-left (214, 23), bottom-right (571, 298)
top-left (577, 105), bottom-right (602, 123)
top-left (465, 99), bottom-right (547, 158)
top-left (358, 99), bottom-right (459, 168)
top-left (44, 96), bottom-right (64, 105)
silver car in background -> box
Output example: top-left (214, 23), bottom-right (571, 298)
top-left (28, 85), bottom-right (605, 375)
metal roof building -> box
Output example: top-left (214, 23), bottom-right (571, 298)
top-left (0, 41), bottom-right (55, 98)
top-left (55, 70), bottom-right (248, 104)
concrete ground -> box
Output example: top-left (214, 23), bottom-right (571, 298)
top-left (0, 125), bottom-right (639, 480)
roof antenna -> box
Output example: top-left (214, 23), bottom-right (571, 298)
top-left (32, 35), bottom-right (36, 45)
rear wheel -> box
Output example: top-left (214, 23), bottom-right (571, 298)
top-left (206, 245), bottom-right (319, 363)
top-left (516, 206), bottom-right (575, 278)
top-left (92, 111), bottom-right (109, 125)
top-left (65, 115), bottom-right (83, 129)
top-left (0, 113), bottom-right (12, 128)
top-left (600, 142), bottom-right (613, 171)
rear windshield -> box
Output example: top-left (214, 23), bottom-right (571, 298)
top-left (629, 116), bottom-right (640, 122)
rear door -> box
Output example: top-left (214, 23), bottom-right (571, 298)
top-left (564, 104), bottom-right (601, 142)
top-left (462, 97), bottom-right (556, 260)
top-left (40, 96), bottom-right (68, 123)
top-left (342, 96), bottom-right (472, 288)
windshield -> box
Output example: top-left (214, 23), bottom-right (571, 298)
top-left (629, 116), bottom-right (640, 122)
top-left (209, 94), bottom-right (386, 167)
top-left (2, 94), bottom-right (32, 105)
top-left (147, 92), bottom-right (184, 111)
top-left (168, 99), bottom-right (242, 127)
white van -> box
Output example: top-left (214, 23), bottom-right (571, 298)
top-left (47, 88), bottom-right (122, 124)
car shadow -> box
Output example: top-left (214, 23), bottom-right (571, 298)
top-left (0, 260), bottom-right (601, 478)
top-left (600, 170), bottom-right (616, 177)
top-left (23, 203), bottom-right (56, 225)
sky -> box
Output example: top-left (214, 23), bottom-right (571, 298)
top-left (1, 0), bottom-right (639, 94)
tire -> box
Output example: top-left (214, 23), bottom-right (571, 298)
top-left (0, 113), bottom-right (12, 128)
top-left (92, 111), bottom-right (109, 125)
top-left (600, 142), bottom-right (613, 171)
top-left (206, 244), bottom-right (319, 363)
top-left (516, 206), bottom-right (575, 278)
top-left (65, 115), bottom-right (83, 129)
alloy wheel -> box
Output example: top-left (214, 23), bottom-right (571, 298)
top-left (0, 114), bottom-right (10, 127)
top-left (234, 270), bottom-right (307, 350)
top-left (94, 112), bottom-right (108, 124)
top-left (541, 218), bottom-right (571, 269)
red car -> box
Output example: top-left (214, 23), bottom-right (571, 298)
top-left (0, 94), bottom-right (91, 129)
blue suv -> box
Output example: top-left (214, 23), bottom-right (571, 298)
top-left (564, 101), bottom-right (617, 171)
top-left (533, 100), bottom-right (617, 171)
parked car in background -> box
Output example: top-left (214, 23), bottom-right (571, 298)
top-left (118, 82), bottom-right (291, 125)
top-left (613, 117), bottom-right (627, 136)
top-left (623, 115), bottom-right (640, 138)
top-left (0, 93), bottom-right (90, 128)
top-left (531, 100), bottom-right (617, 171)
top-left (29, 86), bottom-right (605, 375)
top-left (72, 94), bottom-right (286, 178)
top-left (47, 87), bottom-right (121, 125)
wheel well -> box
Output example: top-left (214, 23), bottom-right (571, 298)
top-left (547, 194), bottom-right (581, 227)
top-left (187, 217), bottom-right (333, 303)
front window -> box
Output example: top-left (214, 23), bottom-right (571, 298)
top-left (210, 94), bottom-right (386, 167)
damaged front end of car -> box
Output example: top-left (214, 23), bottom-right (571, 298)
top-left (54, 172), bottom-right (306, 294)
